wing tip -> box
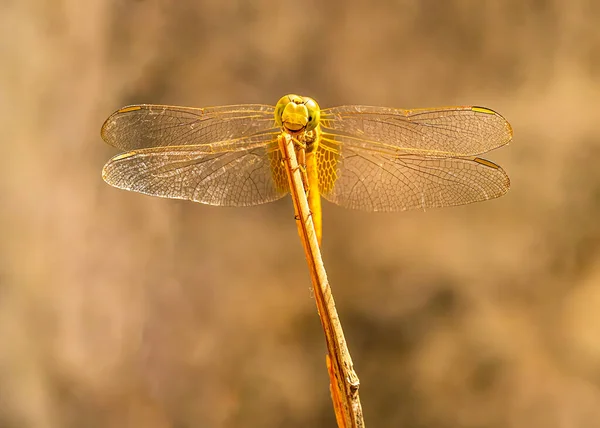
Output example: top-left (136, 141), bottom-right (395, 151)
top-left (473, 157), bottom-right (511, 196)
top-left (101, 151), bottom-right (137, 185)
top-left (101, 159), bottom-right (115, 183)
top-left (472, 106), bottom-right (514, 141)
top-left (100, 104), bottom-right (148, 142)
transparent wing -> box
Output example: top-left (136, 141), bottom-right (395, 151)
top-left (101, 104), bottom-right (277, 150)
top-left (320, 105), bottom-right (513, 157)
top-left (102, 136), bottom-right (289, 206)
top-left (317, 134), bottom-right (510, 212)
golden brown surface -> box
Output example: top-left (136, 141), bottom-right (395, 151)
top-left (2, 1), bottom-right (600, 427)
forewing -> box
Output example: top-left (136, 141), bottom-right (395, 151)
top-left (101, 104), bottom-right (277, 150)
top-left (317, 134), bottom-right (510, 212)
top-left (320, 105), bottom-right (513, 157)
top-left (102, 137), bottom-right (289, 206)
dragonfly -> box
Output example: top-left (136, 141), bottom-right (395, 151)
top-left (101, 94), bottom-right (513, 244)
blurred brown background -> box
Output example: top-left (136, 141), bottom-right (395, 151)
top-left (2, 1), bottom-right (600, 427)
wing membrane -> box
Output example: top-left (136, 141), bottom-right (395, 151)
top-left (102, 137), bottom-right (289, 206)
top-left (101, 104), bottom-right (277, 151)
top-left (320, 105), bottom-right (513, 157)
top-left (101, 101), bottom-right (512, 211)
top-left (317, 134), bottom-right (510, 212)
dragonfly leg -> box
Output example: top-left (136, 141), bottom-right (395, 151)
top-left (293, 138), bottom-right (311, 194)
top-left (278, 134), bottom-right (314, 227)
top-left (294, 211), bottom-right (313, 221)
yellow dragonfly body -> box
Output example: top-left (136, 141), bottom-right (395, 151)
top-left (101, 94), bottom-right (513, 244)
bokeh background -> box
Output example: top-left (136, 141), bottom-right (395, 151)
top-left (2, 1), bottom-right (600, 427)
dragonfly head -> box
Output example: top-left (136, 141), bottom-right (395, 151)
top-left (275, 94), bottom-right (321, 133)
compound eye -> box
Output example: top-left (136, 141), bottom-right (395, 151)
top-left (274, 94), bottom-right (299, 126)
top-left (303, 97), bottom-right (321, 131)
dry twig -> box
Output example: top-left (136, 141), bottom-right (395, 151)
top-left (278, 133), bottom-right (365, 428)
